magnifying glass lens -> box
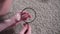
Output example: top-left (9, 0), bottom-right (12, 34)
top-left (21, 8), bottom-right (36, 23)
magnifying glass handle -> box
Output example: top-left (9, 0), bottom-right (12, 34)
top-left (23, 22), bottom-right (29, 26)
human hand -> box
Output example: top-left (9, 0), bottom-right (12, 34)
top-left (20, 24), bottom-right (31, 34)
top-left (21, 12), bottom-right (31, 21)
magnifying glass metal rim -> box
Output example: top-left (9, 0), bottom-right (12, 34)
top-left (21, 7), bottom-right (36, 23)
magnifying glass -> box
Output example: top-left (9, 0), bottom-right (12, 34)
top-left (21, 7), bottom-right (37, 34)
top-left (21, 7), bottom-right (36, 24)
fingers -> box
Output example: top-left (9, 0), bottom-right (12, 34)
top-left (26, 24), bottom-right (31, 34)
top-left (20, 24), bottom-right (28, 34)
top-left (19, 24), bottom-right (31, 34)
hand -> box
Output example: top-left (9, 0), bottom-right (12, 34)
top-left (21, 12), bottom-right (31, 21)
top-left (20, 24), bottom-right (31, 34)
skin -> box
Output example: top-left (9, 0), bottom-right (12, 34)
top-left (0, 0), bottom-right (31, 34)
top-left (0, 0), bottom-right (14, 32)
top-left (0, 0), bottom-right (13, 16)
top-left (20, 24), bottom-right (31, 34)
